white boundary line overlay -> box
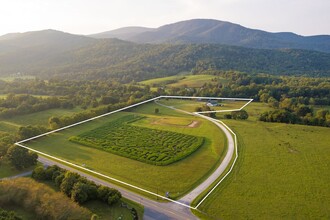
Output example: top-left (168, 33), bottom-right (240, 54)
top-left (15, 95), bottom-right (252, 210)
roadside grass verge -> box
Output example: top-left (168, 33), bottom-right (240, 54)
top-left (84, 198), bottom-right (144, 220)
top-left (0, 160), bottom-right (35, 179)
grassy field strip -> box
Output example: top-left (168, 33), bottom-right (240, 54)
top-left (154, 98), bottom-right (253, 209)
top-left (15, 95), bottom-right (251, 211)
top-left (193, 114), bottom-right (238, 209)
top-left (198, 120), bottom-right (330, 219)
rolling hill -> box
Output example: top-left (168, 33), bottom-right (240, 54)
top-left (90, 19), bottom-right (330, 53)
top-left (90, 26), bottom-right (153, 40)
top-left (0, 29), bottom-right (330, 82)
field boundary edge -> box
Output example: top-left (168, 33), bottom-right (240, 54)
top-left (15, 95), bottom-right (253, 210)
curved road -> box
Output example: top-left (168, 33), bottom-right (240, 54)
top-left (155, 102), bottom-right (235, 207)
top-left (36, 101), bottom-right (235, 220)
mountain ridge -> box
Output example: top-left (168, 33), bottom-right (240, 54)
top-left (89, 19), bottom-right (330, 53)
top-left (0, 29), bottom-right (329, 81)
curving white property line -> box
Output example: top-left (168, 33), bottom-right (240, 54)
top-left (155, 97), bottom-right (252, 209)
top-left (15, 95), bottom-right (252, 211)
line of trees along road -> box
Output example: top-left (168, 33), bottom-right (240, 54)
top-left (32, 165), bottom-right (122, 206)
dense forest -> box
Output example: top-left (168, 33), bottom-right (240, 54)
top-left (1, 30), bottom-right (330, 82)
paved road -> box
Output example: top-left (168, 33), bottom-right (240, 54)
top-left (35, 102), bottom-right (235, 219)
top-left (38, 156), bottom-right (197, 220)
top-left (155, 102), bottom-right (235, 206)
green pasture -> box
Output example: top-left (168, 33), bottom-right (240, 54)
top-left (0, 107), bottom-right (83, 133)
top-left (158, 98), bottom-right (249, 112)
top-left (140, 74), bottom-right (227, 88)
top-left (0, 75), bottom-right (35, 82)
top-left (24, 102), bottom-right (226, 199)
top-left (0, 94), bottom-right (53, 99)
top-left (0, 121), bottom-right (19, 133)
top-left (139, 75), bottom-right (184, 85)
top-left (0, 160), bottom-right (35, 179)
top-left (194, 105), bottom-right (330, 219)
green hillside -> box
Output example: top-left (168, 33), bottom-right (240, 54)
top-left (1, 31), bottom-right (330, 82)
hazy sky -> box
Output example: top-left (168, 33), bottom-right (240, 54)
top-left (0, 0), bottom-right (329, 36)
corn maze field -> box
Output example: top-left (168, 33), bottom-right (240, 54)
top-left (70, 115), bottom-right (204, 165)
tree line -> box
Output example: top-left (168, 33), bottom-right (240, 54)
top-left (32, 165), bottom-right (122, 206)
top-left (259, 97), bottom-right (330, 126)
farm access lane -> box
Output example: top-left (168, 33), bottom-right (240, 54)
top-left (154, 101), bottom-right (236, 205)
top-left (38, 156), bottom-right (197, 220)
top-left (178, 113), bottom-right (235, 205)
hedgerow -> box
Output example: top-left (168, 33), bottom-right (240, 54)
top-left (69, 115), bottom-right (204, 165)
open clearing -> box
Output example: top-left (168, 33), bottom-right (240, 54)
top-left (0, 161), bottom-right (35, 179)
top-left (195, 102), bottom-right (330, 219)
top-left (140, 74), bottom-right (228, 88)
top-left (158, 98), bottom-right (249, 112)
top-left (0, 107), bottom-right (83, 132)
top-left (0, 75), bottom-right (35, 82)
top-left (23, 101), bottom-right (226, 199)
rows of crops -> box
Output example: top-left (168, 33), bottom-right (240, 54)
top-left (69, 115), bottom-right (204, 165)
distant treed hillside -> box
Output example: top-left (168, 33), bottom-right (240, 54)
top-left (90, 19), bottom-right (330, 53)
top-left (0, 29), bottom-right (96, 75)
top-left (0, 30), bottom-right (330, 82)
top-left (70, 42), bottom-right (330, 81)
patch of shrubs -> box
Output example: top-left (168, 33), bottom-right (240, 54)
top-left (0, 178), bottom-right (91, 219)
top-left (32, 165), bottom-right (121, 206)
top-left (70, 115), bottom-right (204, 165)
top-left (0, 208), bottom-right (22, 220)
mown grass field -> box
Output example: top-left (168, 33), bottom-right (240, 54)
top-left (0, 75), bottom-right (35, 82)
top-left (140, 74), bottom-right (227, 88)
top-left (0, 94), bottom-right (53, 99)
top-left (158, 98), bottom-right (249, 112)
top-left (25, 102), bottom-right (226, 198)
top-left (194, 102), bottom-right (330, 219)
top-left (0, 107), bottom-right (83, 132)
top-left (0, 160), bottom-right (35, 179)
